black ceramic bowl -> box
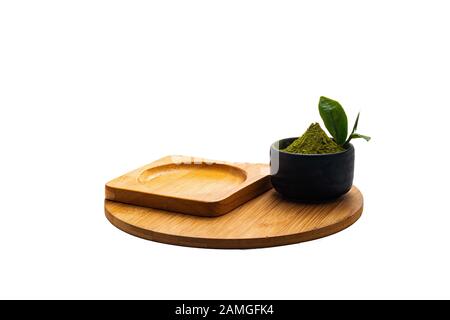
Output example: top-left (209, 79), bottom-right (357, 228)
top-left (270, 137), bottom-right (354, 202)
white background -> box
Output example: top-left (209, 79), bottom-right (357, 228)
top-left (1, 1), bottom-right (449, 299)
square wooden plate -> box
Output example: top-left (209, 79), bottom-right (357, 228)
top-left (105, 155), bottom-right (271, 217)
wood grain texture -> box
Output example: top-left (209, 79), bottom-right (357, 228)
top-left (105, 187), bottom-right (363, 249)
top-left (105, 156), bottom-right (271, 217)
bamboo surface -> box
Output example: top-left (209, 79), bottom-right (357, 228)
top-left (105, 187), bottom-right (363, 249)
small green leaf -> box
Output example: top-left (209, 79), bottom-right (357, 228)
top-left (345, 112), bottom-right (360, 144)
top-left (351, 112), bottom-right (360, 135)
top-left (318, 96), bottom-right (348, 145)
top-left (350, 133), bottom-right (371, 142)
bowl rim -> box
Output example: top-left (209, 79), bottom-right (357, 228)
top-left (271, 137), bottom-right (354, 157)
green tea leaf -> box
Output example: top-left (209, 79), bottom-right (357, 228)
top-left (345, 112), bottom-right (360, 144)
top-left (350, 133), bottom-right (371, 141)
top-left (319, 96), bottom-right (348, 145)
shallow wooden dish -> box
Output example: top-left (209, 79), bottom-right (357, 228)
top-left (105, 156), bottom-right (271, 216)
top-left (105, 187), bottom-right (363, 249)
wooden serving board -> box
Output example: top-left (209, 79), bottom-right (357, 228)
top-left (105, 156), bottom-right (271, 217)
top-left (105, 187), bottom-right (363, 249)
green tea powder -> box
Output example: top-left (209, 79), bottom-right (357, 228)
top-left (282, 123), bottom-right (345, 154)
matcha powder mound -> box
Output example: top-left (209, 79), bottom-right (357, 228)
top-left (282, 123), bottom-right (345, 154)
